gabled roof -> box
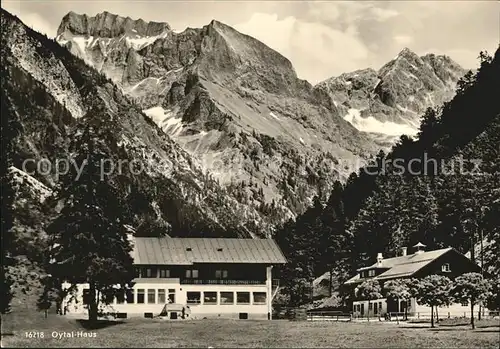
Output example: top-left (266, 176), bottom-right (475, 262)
top-left (344, 247), bottom-right (454, 285)
top-left (132, 237), bottom-right (287, 265)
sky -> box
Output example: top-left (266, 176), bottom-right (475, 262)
top-left (2, 0), bottom-right (498, 84)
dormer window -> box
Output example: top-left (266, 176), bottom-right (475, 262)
top-left (442, 263), bottom-right (451, 272)
top-left (368, 269), bottom-right (375, 277)
top-left (186, 247), bottom-right (192, 252)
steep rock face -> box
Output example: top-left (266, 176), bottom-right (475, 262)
top-left (58, 11), bottom-right (171, 37)
top-left (57, 12), bottom-right (377, 221)
top-left (314, 48), bottom-right (466, 141)
top-left (2, 9), bottom-right (274, 241)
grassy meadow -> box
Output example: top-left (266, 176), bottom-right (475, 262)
top-left (1, 310), bottom-right (499, 348)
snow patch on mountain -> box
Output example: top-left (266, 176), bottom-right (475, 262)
top-left (124, 33), bottom-right (168, 50)
top-left (143, 106), bottom-right (184, 135)
top-left (344, 108), bottom-right (418, 137)
top-left (269, 112), bottom-right (280, 120)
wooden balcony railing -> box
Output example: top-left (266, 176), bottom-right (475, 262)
top-left (180, 279), bottom-right (265, 285)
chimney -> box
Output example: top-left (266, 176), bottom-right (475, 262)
top-left (402, 247), bottom-right (407, 256)
top-left (413, 242), bottom-right (426, 255)
top-left (376, 253), bottom-right (383, 266)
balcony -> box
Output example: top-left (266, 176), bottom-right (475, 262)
top-left (180, 279), bottom-right (265, 285)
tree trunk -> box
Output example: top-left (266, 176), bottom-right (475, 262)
top-left (329, 269), bottom-right (333, 297)
top-left (396, 298), bottom-right (399, 324)
top-left (367, 301), bottom-right (370, 322)
top-left (470, 301), bottom-right (475, 330)
top-left (310, 279), bottom-right (314, 307)
top-left (88, 282), bottom-right (98, 323)
top-left (431, 305), bottom-right (434, 328)
top-left (436, 306), bottom-right (439, 323)
top-left (44, 309), bottom-right (48, 319)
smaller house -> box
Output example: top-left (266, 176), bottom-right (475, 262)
top-left (343, 242), bottom-right (482, 318)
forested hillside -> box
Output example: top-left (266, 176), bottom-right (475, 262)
top-left (275, 48), bottom-right (500, 307)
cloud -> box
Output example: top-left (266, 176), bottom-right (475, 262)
top-left (369, 7), bottom-right (399, 22)
top-left (1, 1), bottom-right (56, 38)
top-left (394, 35), bottom-right (413, 46)
top-left (234, 12), bottom-right (370, 84)
top-left (21, 12), bottom-right (56, 37)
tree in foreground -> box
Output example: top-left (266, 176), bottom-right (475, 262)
top-left (0, 87), bottom-right (20, 314)
top-left (384, 279), bottom-right (412, 323)
top-left (37, 274), bottom-right (63, 318)
top-left (357, 279), bottom-right (382, 321)
top-left (485, 278), bottom-right (499, 312)
top-left (47, 119), bottom-right (135, 323)
top-left (412, 275), bottom-right (452, 328)
top-left (452, 272), bottom-right (491, 329)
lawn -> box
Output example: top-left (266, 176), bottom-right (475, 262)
top-left (1, 311), bottom-right (499, 348)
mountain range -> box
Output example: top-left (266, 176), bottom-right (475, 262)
top-left (315, 48), bottom-right (465, 140)
top-left (2, 7), bottom-right (496, 311)
top-left (54, 11), bottom-right (466, 218)
top-left (2, 8), bottom-right (470, 242)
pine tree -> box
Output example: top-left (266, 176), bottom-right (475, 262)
top-left (320, 181), bottom-right (352, 295)
top-left (0, 88), bottom-right (20, 314)
top-left (46, 115), bottom-right (135, 323)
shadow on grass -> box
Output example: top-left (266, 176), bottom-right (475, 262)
top-left (76, 319), bottom-right (126, 330)
top-left (474, 329), bottom-right (500, 333)
top-left (399, 325), bottom-right (432, 329)
top-left (399, 325), bottom-right (490, 332)
top-left (429, 327), bottom-right (469, 332)
top-left (473, 326), bottom-right (500, 332)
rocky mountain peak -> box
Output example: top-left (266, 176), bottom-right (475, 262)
top-left (313, 47), bottom-right (466, 143)
top-left (57, 11), bottom-right (171, 38)
top-left (397, 47), bottom-right (417, 57)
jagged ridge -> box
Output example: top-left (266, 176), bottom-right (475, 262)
top-left (314, 47), bottom-right (466, 143)
top-left (56, 11), bottom-right (377, 223)
top-left (57, 11), bottom-right (171, 37)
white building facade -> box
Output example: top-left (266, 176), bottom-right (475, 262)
top-left (62, 237), bottom-right (286, 319)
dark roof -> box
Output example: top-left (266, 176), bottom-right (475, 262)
top-left (132, 237), bottom-right (287, 265)
top-left (344, 248), bottom-right (454, 284)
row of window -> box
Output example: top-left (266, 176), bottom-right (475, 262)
top-left (354, 302), bottom-right (383, 315)
top-left (92, 288), bottom-right (178, 305)
top-left (360, 269), bottom-right (376, 278)
top-left (132, 289), bottom-right (177, 305)
top-left (89, 289), bottom-right (267, 306)
top-left (186, 291), bottom-right (267, 305)
top-left (135, 267), bottom-right (229, 279)
top-left (442, 263), bottom-right (451, 272)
